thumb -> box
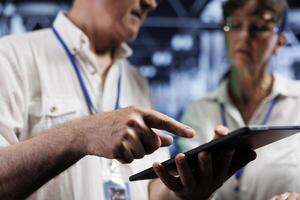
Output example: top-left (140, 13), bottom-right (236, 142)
top-left (153, 129), bottom-right (174, 147)
top-left (214, 125), bottom-right (230, 139)
top-left (158, 133), bottom-right (174, 147)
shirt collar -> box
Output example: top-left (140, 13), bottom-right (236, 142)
top-left (203, 80), bottom-right (230, 104)
top-left (204, 73), bottom-right (300, 104)
top-left (271, 73), bottom-right (300, 97)
top-left (52, 12), bottom-right (133, 61)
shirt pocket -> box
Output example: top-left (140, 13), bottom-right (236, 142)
top-left (28, 97), bottom-right (82, 137)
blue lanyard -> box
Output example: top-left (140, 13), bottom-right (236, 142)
top-left (52, 27), bottom-right (122, 113)
top-left (219, 95), bottom-right (280, 126)
top-left (219, 94), bottom-right (280, 192)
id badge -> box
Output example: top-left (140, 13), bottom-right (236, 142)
top-left (103, 160), bottom-right (131, 200)
top-left (103, 177), bottom-right (131, 200)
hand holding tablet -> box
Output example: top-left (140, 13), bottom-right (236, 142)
top-left (130, 125), bottom-right (300, 181)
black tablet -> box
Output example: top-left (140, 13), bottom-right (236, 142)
top-left (129, 125), bottom-right (300, 181)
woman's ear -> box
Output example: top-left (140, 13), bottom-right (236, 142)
top-left (273, 33), bottom-right (287, 54)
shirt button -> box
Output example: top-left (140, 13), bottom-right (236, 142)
top-left (80, 37), bottom-right (86, 44)
top-left (73, 48), bottom-right (79, 55)
top-left (92, 70), bottom-right (97, 75)
top-left (50, 106), bottom-right (57, 113)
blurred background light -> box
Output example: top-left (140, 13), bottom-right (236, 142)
top-left (171, 34), bottom-right (194, 51)
top-left (152, 51), bottom-right (173, 67)
top-left (139, 65), bottom-right (158, 78)
top-left (0, 0), bottom-right (299, 120)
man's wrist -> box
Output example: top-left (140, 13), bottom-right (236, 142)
top-left (52, 120), bottom-right (87, 158)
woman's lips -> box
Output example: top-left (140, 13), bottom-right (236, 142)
top-left (236, 49), bottom-right (251, 57)
top-left (234, 48), bottom-right (254, 61)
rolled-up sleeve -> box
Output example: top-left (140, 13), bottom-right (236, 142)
top-left (0, 44), bottom-right (26, 146)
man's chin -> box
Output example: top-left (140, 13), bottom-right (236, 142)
top-left (128, 33), bottom-right (138, 41)
top-left (122, 30), bottom-right (139, 43)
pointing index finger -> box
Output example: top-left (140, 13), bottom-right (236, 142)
top-left (141, 108), bottom-right (195, 138)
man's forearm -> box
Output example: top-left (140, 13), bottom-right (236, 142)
top-left (0, 106), bottom-right (197, 199)
top-left (0, 123), bottom-right (85, 200)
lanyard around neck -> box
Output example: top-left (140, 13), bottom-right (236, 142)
top-left (52, 27), bottom-right (122, 114)
top-left (219, 94), bottom-right (280, 192)
top-left (219, 95), bottom-right (280, 127)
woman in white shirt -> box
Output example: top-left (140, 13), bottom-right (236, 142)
top-left (180, 0), bottom-right (300, 199)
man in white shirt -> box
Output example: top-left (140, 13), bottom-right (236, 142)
top-left (0, 0), bottom-right (256, 199)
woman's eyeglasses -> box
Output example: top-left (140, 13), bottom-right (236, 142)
top-left (223, 17), bottom-right (280, 38)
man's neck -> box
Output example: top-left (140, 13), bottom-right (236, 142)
top-left (67, 10), bottom-right (115, 83)
top-left (96, 52), bottom-right (114, 83)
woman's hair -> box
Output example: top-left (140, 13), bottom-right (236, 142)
top-left (222, 0), bottom-right (288, 32)
top-left (220, 0), bottom-right (289, 82)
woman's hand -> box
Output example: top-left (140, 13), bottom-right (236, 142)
top-left (152, 125), bottom-right (257, 200)
top-left (269, 193), bottom-right (300, 200)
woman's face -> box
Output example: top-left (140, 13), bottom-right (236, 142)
top-left (226, 1), bottom-right (285, 75)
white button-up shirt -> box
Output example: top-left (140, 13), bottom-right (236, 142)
top-left (180, 74), bottom-right (300, 200)
top-left (0, 12), bottom-right (169, 200)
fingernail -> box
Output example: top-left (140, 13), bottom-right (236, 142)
top-left (216, 126), bottom-right (228, 134)
top-left (153, 163), bottom-right (162, 172)
top-left (175, 153), bottom-right (185, 163)
top-left (185, 127), bottom-right (195, 137)
top-left (178, 153), bottom-right (185, 159)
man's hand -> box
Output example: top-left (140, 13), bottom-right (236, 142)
top-left (151, 126), bottom-right (257, 200)
top-left (69, 106), bottom-right (195, 163)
